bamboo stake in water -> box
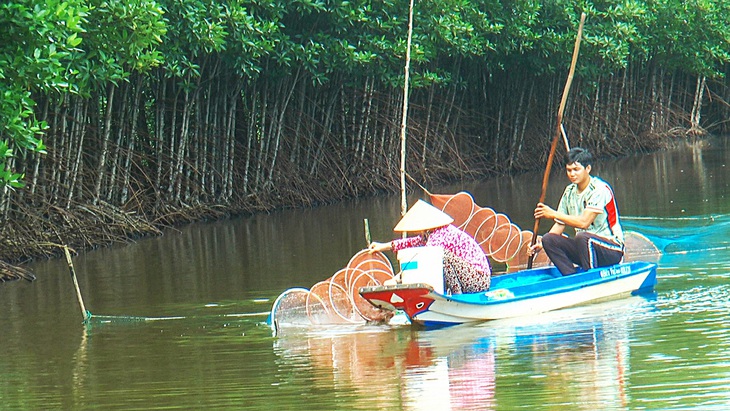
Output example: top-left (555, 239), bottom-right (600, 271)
top-left (64, 246), bottom-right (89, 321)
top-left (363, 218), bottom-right (372, 246)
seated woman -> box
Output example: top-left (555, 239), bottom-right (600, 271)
top-left (368, 200), bottom-right (491, 294)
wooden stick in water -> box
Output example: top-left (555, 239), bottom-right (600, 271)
top-left (363, 218), bottom-right (372, 246)
top-left (64, 246), bottom-right (90, 321)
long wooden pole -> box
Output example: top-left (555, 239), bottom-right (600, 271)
top-left (363, 218), bottom-right (372, 245)
top-left (399, 0), bottom-right (415, 219)
top-left (528, 12), bottom-right (586, 269)
top-left (64, 246), bottom-right (90, 321)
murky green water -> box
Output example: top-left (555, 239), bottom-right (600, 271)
top-left (2, 139), bottom-right (730, 410)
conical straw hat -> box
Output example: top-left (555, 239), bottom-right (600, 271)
top-left (393, 200), bottom-right (454, 232)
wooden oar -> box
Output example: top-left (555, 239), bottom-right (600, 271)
top-left (528, 12), bottom-right (586, 269)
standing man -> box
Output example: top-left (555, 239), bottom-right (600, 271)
top-left (530, 147), bottom-right (624, 275)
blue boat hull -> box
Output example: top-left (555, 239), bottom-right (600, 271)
top-left (360, 261), bottom-right (658, 326)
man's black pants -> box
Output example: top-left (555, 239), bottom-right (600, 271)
top-left (542, 231), bottom-right (624, 275)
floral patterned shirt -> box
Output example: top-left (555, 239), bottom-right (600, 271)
top-left (390, 224), bottom-right (491, 274)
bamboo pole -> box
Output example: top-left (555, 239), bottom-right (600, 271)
top-left (63, 246), bottom-right (90, 321)
top-left (363, 218), bottom-right (371, 246)
top-left (528, 12), bottom-right (586, 269)
top-left (399, 0), bottom-right (415, 219)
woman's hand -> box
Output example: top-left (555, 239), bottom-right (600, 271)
top-left (368, 241), bottom-right (391, 253)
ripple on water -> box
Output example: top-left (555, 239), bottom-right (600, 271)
top-left (629, 274), bottom-right (730, 409)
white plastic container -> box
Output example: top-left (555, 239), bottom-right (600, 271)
top-left (397, 246), bottom-right (444, 294)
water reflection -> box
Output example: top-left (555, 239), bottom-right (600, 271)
top-left (398, 325), bottom-right (498, 410)
top-left (505, 308), bottom-right (634, 408)
top-left (272, 295), bottom-right (656, 410)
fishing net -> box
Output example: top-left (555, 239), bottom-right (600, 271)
top-left (622, 214), bottom-right (730, 257)
top-left (269, 250), bottom-right (395, 330)
top-left (623, 231), bottom-right (661, 262)
top-left (429, 191), bottom-right (662, 270)
top-left (430, 192), bottom-right (475, 230)
top-left (347, 250), bottom-right (395, 321)
top-left (265, 288), bottom-right (311, 332)
top-left (430, 191), bottom-right (551, 269)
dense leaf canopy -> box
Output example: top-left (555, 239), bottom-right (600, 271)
top-left (2, 0), bottom-right (730, 189)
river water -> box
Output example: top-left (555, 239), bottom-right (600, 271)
top-left (2, 138), bottom-right (730, 410)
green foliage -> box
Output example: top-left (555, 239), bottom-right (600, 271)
top-left (220, 1), bottom-right (288, 78)
top-left (641, 0), bottom-right (730, 77)
top-left (0, 0), bottom-right (88, 189)
top-left (0, 141), bottom-right (25, 189)
top-left (0, 0), bottom-right (166, 189)
top-left (4, 0), bottom-right (730, 189)
top-left (420, 0), bottom-right (502, 57)
top-left (0, 0), bottom-right (89, 94)
top-left (78, 0), bottom-right (167, 89)
top-left (570, 0), bottom-right (650, 81)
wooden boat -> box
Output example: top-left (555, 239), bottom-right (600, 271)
top-left (359, 261), bottom-right (657, 327)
